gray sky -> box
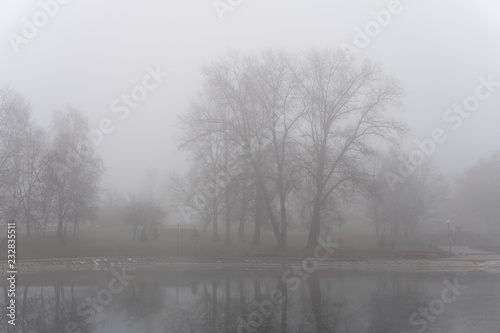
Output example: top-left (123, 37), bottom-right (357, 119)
top-left (1, 0), bottom-right (500, 194)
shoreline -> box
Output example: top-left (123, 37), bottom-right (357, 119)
top-left (2, 256), bottom-right (500, 275)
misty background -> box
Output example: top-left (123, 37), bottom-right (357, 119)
top-left (2, 0), bottom-right (499, 194)
top-left (3, 4), bottom-right (500, 332)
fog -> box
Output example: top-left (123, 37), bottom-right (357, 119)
top-left (3, 3), bottom-right (500, 333)
top-left (2, 0), bottom-right (499, 195)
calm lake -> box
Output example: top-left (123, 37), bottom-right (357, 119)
top-left (2, 269), bottom-right (500, 332)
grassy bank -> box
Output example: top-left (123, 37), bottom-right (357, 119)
top-left (3, 225), bottom-right (446, 261)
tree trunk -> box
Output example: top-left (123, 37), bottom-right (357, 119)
top-left (26, 215), bottom-right (31, 238)
top-left (224, 137), bottom-right (231, 245)
top-left (212, 199), bottom-right (219, 241)
top-left (238, 193), bottom-right (247, 242)
top-left (279, 191), bottom-right (287, 249)
top-left (225, 189), bottom-right (231, 245)
top-left (25, 204), bottom-right (31, 238)
top-left (250, 151), bottom-right (283, 247)
top-left (252, 187), bottom-right (262, 245)
top-left (63, 220), bottom-right (67, 243)
top-left (307, 198), bottom-right (322, 248)
top-left (43, 216), bottom-right (48, 240)
top-left (56, 205), bottom-right (63, 240)
top-left (72, 208), bottom-right (78, 237)
top-left (306, 131), bottom-right (328, 249)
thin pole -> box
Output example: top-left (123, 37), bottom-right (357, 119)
top-left (447, 220), bottom-right (452, 255)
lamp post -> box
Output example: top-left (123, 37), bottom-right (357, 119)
top-left (447, 219), bottom-right (452, 255)
top-left (177, 221), bottom-right (180, 256)
top-left (176, 271), bottom-right (179, 303)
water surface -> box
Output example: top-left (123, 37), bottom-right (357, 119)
top-left (2, 269), bottom-right (500, 332)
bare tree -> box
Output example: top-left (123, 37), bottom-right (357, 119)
top-left (199, 50), bottom-right (302, 249)
top-left (121, 196), bottom-right (166, 241)
top-left (245, 50), bottom-right (303, 248)
top-left (38, 162), bottom-right (57, 240)
top-left (364, 151), bottom-right (448, 244)
top-left (47, 107), bottom-right (103, 242)
top-left (297, 50), bottom-right (404, 248)
top-left (179, 94), bottom-right (233, 241)
top-left (13, 123), bottom-right (47, 237)
top-left (0, 87), bottom-right (31, 223)
top-left (181, 49), bottom-right (405, 249)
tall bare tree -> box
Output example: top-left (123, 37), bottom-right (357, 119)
top-left (0, 87), bottom-right (31, 223)
top-left (182, 49), bottom-right (405, 249)
top-left (298, 50), bottom-right (404, 248)
top-left (14, 123), bottom-right (47, 237)
top-left (180, 94), bottom-right (233, 241)
top-left (200, 50), bottom-right (302, 249)
top-left (48, 107), bottom-right (103, 242)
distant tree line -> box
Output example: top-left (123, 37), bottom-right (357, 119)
top-left (3, 48), bottom-right (497, 248)
top-left (454, 153), bottom-right (500, 234)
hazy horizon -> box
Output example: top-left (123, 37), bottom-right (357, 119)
top-left (2, 0), bottom-right (500, 195)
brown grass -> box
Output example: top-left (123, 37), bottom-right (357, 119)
top-left (1, 226), bottom-right (445, 261)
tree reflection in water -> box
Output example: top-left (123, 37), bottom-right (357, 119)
top-left (4, 270), bottom-right (498, 333)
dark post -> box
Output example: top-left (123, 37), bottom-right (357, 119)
top-left (177, 222), bottom-right (180, 256)
top-left (447, 219), bottom-right (452, 255)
